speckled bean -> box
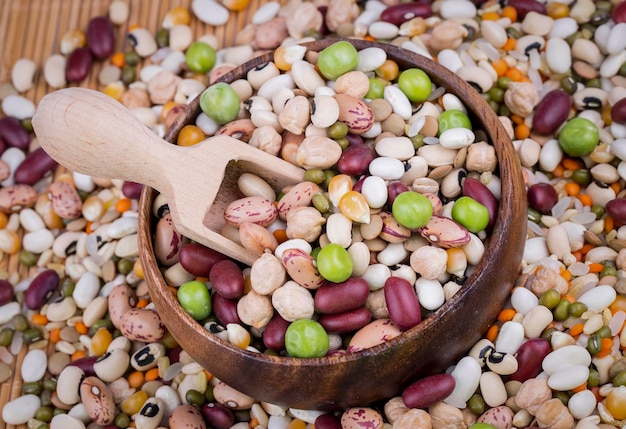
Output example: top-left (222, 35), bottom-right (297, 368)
top-left (119, 308), bottom-right (166, 342)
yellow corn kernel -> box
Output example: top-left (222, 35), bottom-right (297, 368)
top-left (222, 0), bottom-right (250, 11)
top-left (328, 174), bottom-right (353, 207)
top-left (227, 323), bottom-right (251, 349)
top-left (102, 81), bottom-right (125, 101)
top-left (162, 6), bottom-right (191, 28)
top-left (90, 328), bottom-right (112, 356)
top-left (339, 191), bottom-right (370, 224)
top-left (0, 230), bottom-right (21, 254)
top-left (120, 390), bottom-right (149, 416)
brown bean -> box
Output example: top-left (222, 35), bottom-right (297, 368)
top-left (0, 279), bottom-right (14, 306)
top-left (532, 90), bottom-right (571, 135)
top-left (611, 97), bottom-right (626, 125)
top-left (66, 47), bottom-right (93, 82)
top-left (463, 177), bottom-right (498, 231)
top-left (607, 198), bottom-right (626, 224)
top-left (402, 374), bottom-right (456, 409)
top-left (314, 278), bottom-right (370, 314)
top-left (506, 0), bottom-right (546, 18)
top-left (201, 402), bottom-right (235, 429)
top-left (13, 147), bottom-right (58, 185)
top-left (318, 307), bottom-right (371, 334)
top-left (380, 2), bottom-right (432, 25)
top-left (0, 116), bottom-right (30, 150)
top-left (24, 269), bottom-right (59, 310)
top-left (209, 260), bottom-right (245, 299)
top-left (383, 276), bottom-right (421, 330)
top-left (263, 313), bottom-right (290, 351)
top-left (87, 16), bottom-right (115, 60)
top-left (179, 243), bottom-right (228, 277)
top-left (509, 338), bottom-right (551, 382)
top-left (212, 293), bottom-right (241, 326)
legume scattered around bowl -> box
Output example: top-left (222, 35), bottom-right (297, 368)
top-left (1, 0), bottom-right (626, 427)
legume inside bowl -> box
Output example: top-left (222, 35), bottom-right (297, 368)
top-left (138, 38), bottom-right (527, 411)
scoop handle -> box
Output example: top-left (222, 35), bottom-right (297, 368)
top-left (32, 88), bottom-right (175, 191)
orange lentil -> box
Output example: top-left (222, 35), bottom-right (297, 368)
top-left (486, 324), bottom-right (499, 342)
top-left (610, 295), bottom-right (626, 314)
top-left (605, 216), bottom-right (615, 234)
top-left (195, 276), bottom-right (210, 283)
top-left (136, 298), bottom-right (150, 309)
top-left (49, 328), bottom-right (61, 343)
top-left (561, 294), bottom-right (577, 304)
top-left (560, 269), bottom-right (573, 282)
top-left (514, 123), bottom-right (531, 140)
top-left (71, 350), bottom-right (87, 361)
top-left (249, 418), bottom-right (259, 428)
top-left (128, 371), bottom-right (145, 388)
top-left (288, 419), bottom-right (307, 429)
top-left (497, 308), bottom-right (517, 322)
top-left (596, 337), bottom-right (614, 357)
top-left (577, 194), bottom-right (593, 207)
top-left (273, 229), bottom-right (288, 243)
top-left (85, 221), bottom-right (95, 234)
top-left (31, 313), bottom-right (48, 326)
top-left (74, 321), bottom-right (89, 335)
top-left (580, 243), bottom-right (596, 255)
top-left (562, 158), bottom-right (582, 170)
top-left (111, 52), bottom-right (126, 68)
top-left (504, 66), bottom-right (524, 81)
top-left (569, 323), bottom-right (584, 337)
top-left (564, 182), bottom-right (581, 196)
top-left (571, 381), bottom-right (588, 393)
top-left (502, 38), bottom-right (517, 51)
top-left (501, 5), bottom-right (518, 21)
top-left (510, 114), bottom-right (524, 125)
top-left (588, 263), bottom-right (605, 273)
top-left (115, 198), bottom-right (132, 213)
top-left (491, 59), bottom-right (508, 77)
top-left (572, 250), bottom-right (583, 262)
top-left (128, 23), bottom-right (140, 31)
top-left (364, 34), bottom-right (376, 41)
top-left (610, 181), bottom-right (621, 196)
top-left (481, 11), bottom-right (500, 20)
top-left (551, 164), bottom-right (565, 178)
top-left (145, 367), bottom-right (160, 381)
top-left (204, 369), bottom-right (213, 381)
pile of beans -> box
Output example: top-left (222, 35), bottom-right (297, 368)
top-left (1, 0), bottom-right (626, 428)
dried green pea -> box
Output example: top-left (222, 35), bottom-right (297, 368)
top-left (613, 370), bottom-right (626, 387)
top-left (409, 134), bottom-right (425, 149)
top-left (117, 257), bottom-right (134, 274)
top-left (554, 391), bottom-right (570, 406)
top-left (115, 412), bottom-right (131, 428)
top-left (121, 65), bottom-right (136, 85)
top-left (468, 393), bottom-right (486, 415)
top-left (328, 121), bottom-right (349, 139)
top-left (553, 299), bottom-right (571, 321)
top-left (156, 29), bottom-right (169, 48)
top-left (600, 265), bottom-right (617, 278)
top-left (0, 327), bottom-right (15, 347)
top-left (588, 368), bottom-right (600, 387)
top-left (303, 169), bottom-right (326, 185)
top-left (23, 327), bottom-right (44, 343)
top-left (43, 378), bottom-right (57, 391)
top-left (205, 384), bottom-right (215, 402)
top-left (12, 313), bottom-right (29, 331)
top-left (124, 50), bottom-right (140, 66)
top-left (19, 250), bottom-right (38, 267)
top-left (35, 406), bottom-right (54, 422)
top-left (186, 389), bottom-right (206, 406)
top-left (595, 325), bottom-right (612, 339)
top-left (539, 289), bottom-right (561, 310)
top-left (61, 278), bottom-right (75, 298)
top-left (568, 301), bottom-right (587, 317)
top-left (335, 137), bottom-right (349, 150)
top-left (22, 381), bottom-right (43, 395)
top-left (587, 334), bottom-right (602, 355)
top-left (571, 169), bottom-right (591, 186)
top-left (312, 193), bottom-right (331, 214)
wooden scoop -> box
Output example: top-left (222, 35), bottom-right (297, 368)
top-left (32, 87), bottom-right (305, 266)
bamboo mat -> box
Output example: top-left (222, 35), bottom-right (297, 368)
top-left (0, 1), bottom-right (282, 427)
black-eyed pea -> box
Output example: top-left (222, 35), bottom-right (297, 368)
top-left (169, 404), bottom-right (206, 429)
top-left (311, 95), bottom-right (340, 128)
top-left (213, 381), bottom-right (256, 410)
top-left (107, 283), bottom-right (137, 329)
top-left (120, 308), bottom-right (166, 342)
top-left (135, 397), bottom-right (165, 429)
top-left (131, 343), bottom-right (166, 371)
top-left (93, 348), bottom-right (130, 382)
top-left (80, 376), bottom-right (115, 425)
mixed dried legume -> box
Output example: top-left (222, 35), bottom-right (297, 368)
top-left (2, 0), bottom-right (626, 428)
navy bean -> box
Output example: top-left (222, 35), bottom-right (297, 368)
top-left (606, 198), bottom-right (626, 224)
top-left (318, 307), bottom-right (371, 334)
top-left (532, 90), bottom-right (571, 135)
top-left (212, 293), bottom-right (241, 326)
top-left (402, 373), bottom-right (456, 409)
top-left (24, 269), bottom-right (59, 310)
top-left (314, 277), bottom-right (370, 314)
top-left (201, 402), bottom-right (235, 429)
top-left (13, 147), bottom-right (58, 185)
top-left (179, 243), bottom-right (228, 278)
top-left (67, 355), bottom-right (98, 377)
top-left (337, 143), bottom-right (376, 176)
top-left (87, 16), bottom-right (115, 60)
top-left (506, 0), bottom-right (546, 19)
top-left (380, 2), bottom-right (432, 25)
top-left (66, 47), bottom-right (93, 83)
top-left (209, 260), bottom-right (245, 299)
top-left (0, 116), bottom-right (30, 150)
top-left (509, 338), bottom-right (551, 382)
top-left (263, 313), bottom-right (290, 351)
top-left (315, 413), bottom-right (342, 429)
top-left (122, 181), bottom-right (144, 199)
top-left (0, 279), bottom-right (14, 306)
top-left (463, 177), bottom-right (498, 231)
top-left (527, 183), bottom-right (558, 215)
top-left (611, 98), bottom-right (626, 125)
top-left (384, 276), bottom-right (421, 330)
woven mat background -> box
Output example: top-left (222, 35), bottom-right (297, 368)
top-left (0, 1), bottom-right (282, 428)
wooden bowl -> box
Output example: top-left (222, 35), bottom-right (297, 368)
top-left (138, 38), bottom-right (527, 411)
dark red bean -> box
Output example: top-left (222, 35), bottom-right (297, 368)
top-left (0, 116), bottom-right (30, 150)
top-left (209, 260), bottom-right (245, 299)
top-left (314, 277), bottom-right (370, 314)
top-left (24, 269), bottom-right (59, 310)
top-left (527, 182), bottom-right (558, 215)
top-left (0, 137), bottom-right (6, 156)
top-left (380, 3), bottom-right (432, 25)
top-left (506, 0), bottom-right (546, 19)
top-left (201, 402), bottom-right (235, 429)
top-left (263, 313), bottom-right (290, 351)
top-left (318, 307), bottom-right (371, 334)
top-left (337, 143), bottom-right (376, 176)
top-left (179, 243), bottom-right (228, 277)
top-left (606, 198), bottom-right (626, 224)
top-left (613, 0), bottom-right (626, 23)
top-left (66, 47), bottom-right (93, 83)
top-left (352, 176), bottom-right (366, 193)
top-left (67, 355), bottom-right (98, 376)
top-left (532, 90), bottom-right (571, 135)
top-left (13, 147), bottom-right (58, 185)
top-left (384, 276), bottom-right (421, 330)
top-left (611, 98), bottom-right (626, 125)
top-left (463, 177), bottom-right (498, 231)
top-left (402, 373), bottom-right (456, 409)
top-left (387, 181), bottom-right (409, 206)
top-left (0, 279), bottom-right (14, 306)
top-left (122, 181), bottom-right (144, 199)
top-left (315, 413), bottom-right (342, 429)
top-left (87, 16), bottom-right (115, 60)
top-left (211, 293), bottom-right (241, 326)
top-left (509, 338), bottom-right (551, 382)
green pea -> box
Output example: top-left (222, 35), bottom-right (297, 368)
top-left (409, 134), bottom-right (425, 149)
top-left (117, 258), bottom-right (134, 275)
top-left (12, 313), bottom-right (29, 331)
top-left (587, 368), bottom-right (600, 387)
top-left (0, 327), bottom-right (14, 347)
top-left (178, 280), bottom-right (212, 320)
top-left (317, 41), bottom-right (359, 80)
top-left (35, 406), bottom-right (54, 423)
top-left (199, 82), bottom-right (241, 125)
top-left (469, 424), bottom-right (497, 429)
top-left (613, 370), bottom-right (626, 387)
top-left (451, 196), bottom-right (489, 233)
top-left (19, 250), bottom-right (38, 267)
top-left (22, 381), bottom-right (43, 395)
top-left (571, 169), bottom-right (591, 186)
top-left (587, 334), bottom-right (602, 355)
top-left (498, 104), bottom-right (511, 117)
top-left (21, 117), bottom-right (33, 132)
top-left (328, 121), bottom-right (349, 139)
top-left (392, 191), bottom-right (433, 229)
top-left (335, 137), bottom-right (349, 150)
top-left (560, 76), bottom-right (577, 94)
top-left (505, 26), bottom-right (521, 39)
top-left (155, 29), bottom-right (169, 48)
top-left (89, 319), bottom-right (113, 335)
top-left (303, 169), bottom-right (326, 184)
top-left (554, 391), bottom-right (570, 406)
top-left (115, 412), bottom-right (131, 428)
top-left (558, 117), bottom-right (599, 157)
top-left (527, 207), bottom-right (542, 223)
top-left (488, 86), bottom-right (504, 103)
top-left (585, 78), bottom-right (602, 88)
top-left (23, 328), bottom-right (43, 343)
top-left (124, 50), bottom-right (140, 66)
top-left (185, 389), bottom-right (206, 406)
top-left (568, 301), bottom-right (587, 317)
top-left (600, 265), bottom-right (617, 279)
top-left (312, 193), bottom-right (331, 214)
top-left (121, 65), bottom-right (136, 85)
top-left (437, 110), bottom-right (472, 135)
top-left (553, 299), bottom-right (571, 321)
top-left (594, 325), bottom-right (612, 339)
top-left (619, 61), bottom-right (626, 78)
top-left (43, 378), bottom-right (57, 391)
top-left (365, 77), bottom-right (386, 99)
top-left (60, 278), bottom-right (75, 298)
top-left (40, 389), bottom-right (52, 407)
top-left (185, 41), bottom-right (216, 74)
top-left (316, 243), bottom-right (352, 283)
top-left (539, 289), bottom-right (561, 310)
top-left (541, 326), bottom-right (559, 341)
top-left (467, 393), bottom-right (486, 415)
top-left (285, 319), bottom-right (329, 358)
top-left (323, 170), bottom-right (336, 190)
top-left (497, 76), bottom-right (513, 90)
top-left (398, 68), bottom-right (432, 103)
top-left (488, 100), bottom-right (500, 113)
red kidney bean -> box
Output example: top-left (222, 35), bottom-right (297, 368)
top-left (384, 276), bottom-right (421, 330)
top-left (337, 143), bottom-right (376, 176)
top-left (122, 181), bottom-right (144, 199)
top-left (606, 198), bottom-right (626, 224)
top-left (387, 181), bottom-right (409, 206)
top-left (611, 98), bottom-right (626, 125)
top-left (506, 0), bottom-right (546, 19)
top-left (211, 293), bottom-right (241, 326)
top-left (263, 313), bottom-right (290, 351)
top-left (24, 269), bottom-right (59, 310)
top-left (201, 402), bottom-right (235, 429)
top-left (315, 413), bottom-right (342, 429)
top-left (67, 355), bottom-right (98, 376)
top-left (13, 147), bottom-right (58, 185)
top-left (352, 176), bottom-right (366, 193)
top-left (532, 90), bottom-right (571, 135)
top-left (318, 307), bottom-right (371, 334)
top-left (463, 177), bottom-right (498, 231)
top-left (527, 182), bottom-right (558, 215)
top-left (0, 116), bottom-right (30, 150)
top-left (509, 338), bottom-right (551, 382)
top-left (0, 279), bottom-right (14, 306)
top-left (66, 47), bottom-right (93, 82)
top-left (380, 2), bottom-right (432, 25)
top-left (314, 277), bottom-right (370, 314)
top-left (87, 16), bottom-right (115, 60)
top-left (209, 260), bottom-right (245, 299)
top-left (613, 0), bottom-right (626, 23)
top-left (0, 137), bottom-right (5, 156)
top-left (402, 373), bottom-right (456, 409)
top-left (179, 243), bottom-right (228, 277)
